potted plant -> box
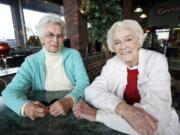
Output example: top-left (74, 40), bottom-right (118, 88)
top-left (26, 35), bottom-right (41, 47)
top-left (87, 0), bottom-right (122, 58)
top-left (26, 27), bottom-right (41, 48)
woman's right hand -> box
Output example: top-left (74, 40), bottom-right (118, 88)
top-left (116, 102), bottom-right (158, 135)
top-left (24, 101), bottom-right (49, 120)
top-left (73, 100), bottom-right (97, 122)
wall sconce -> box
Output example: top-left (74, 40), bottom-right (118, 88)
top-left (134, 7), bottom-right (143, 13)
top-left (140, 13), bottom-right (147, 18)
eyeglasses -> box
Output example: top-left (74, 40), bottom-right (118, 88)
top-left (45, 32), bottom-right (64, 40)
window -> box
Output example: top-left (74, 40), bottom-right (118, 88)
top-left (23, 9), bottom-right (47, 39)
top-left (23, 9), bottom-right (65, 39)
top-left (0, 3), bottom-right (16, 47)
top-left (156, 29), bottom-right (170, 40)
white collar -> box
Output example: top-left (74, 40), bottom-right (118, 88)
top-left (43, 47), bottom-right (60, 56)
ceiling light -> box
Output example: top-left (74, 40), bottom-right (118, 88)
top-left (140, 13), bottom-right (147, 18)
top-left (134, 7), bottom-right (143, 13)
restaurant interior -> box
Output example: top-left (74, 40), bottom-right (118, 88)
top-left (0, 0), bottom-right (180, 132)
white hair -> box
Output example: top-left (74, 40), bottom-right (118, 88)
top-left (107, 19), bottom-right (144, 52)
top-left (37, 13), bottom-right (67, 39)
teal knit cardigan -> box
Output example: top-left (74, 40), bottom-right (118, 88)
top-left (2, 47), bottom-right (89, 115)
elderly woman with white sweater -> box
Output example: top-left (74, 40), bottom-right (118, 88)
top-left (73, 20), bottom-right (180, 135)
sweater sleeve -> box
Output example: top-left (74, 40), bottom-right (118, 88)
top-left (66, 50), bottom-right (89, 103)
top-left (2, 57), bottom-right (32, 115)
top-left (96, 109), bottom-right (139, 135)
top-left (134, 54), bottom-right (173, 131)
top-left (85, 59), bottom-right (123, 111)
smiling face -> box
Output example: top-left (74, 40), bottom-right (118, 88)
top-left (42, 23), bottom-right (64, 53)
top-left (112, 27), bottom-right (140, 67)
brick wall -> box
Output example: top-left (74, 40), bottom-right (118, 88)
top-left (85, 52), bottom-right (106, 82)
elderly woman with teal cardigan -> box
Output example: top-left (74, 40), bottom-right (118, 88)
top-left (2, 13), bottom-right (89, 120)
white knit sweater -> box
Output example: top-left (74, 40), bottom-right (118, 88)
top-left (44, 48), bottom-right (73, 91)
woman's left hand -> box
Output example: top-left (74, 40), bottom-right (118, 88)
top-left (116, 102), bottom-right (158, 135)
top-left (49, 97), bottom-right (73, 116)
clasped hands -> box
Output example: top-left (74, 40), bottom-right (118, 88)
top-left (73, 100), bottom-right (158, 135)
top-left (24, 97), bottom-right (73, 120)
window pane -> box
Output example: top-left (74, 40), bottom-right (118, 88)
top-left (23, 9), bottom-right (65, 38)
top-left (23, 9), bottom-right (47, 38)
top-left (156, 29), bottom-right (170, 40)
top-left (0, 3), bottom-right (16, 47)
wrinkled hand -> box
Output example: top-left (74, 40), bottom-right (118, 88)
top-left (24, 101), bottom-right (49, 120)
top-left (49, 97), bottom-right (73, 117)
top-left (116, 102), bottom-right (158, 135)
top-left (73, 100), bottom-right (96, 122)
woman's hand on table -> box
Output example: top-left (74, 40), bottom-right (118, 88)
top-left (49, 97), bottom-right (73, 117)
top-left (24, 101), bottom-right (49, 120)
top-left (115, 102), bottom-right (158, 135)
top-left (73, 100), bottom-right (96, 122)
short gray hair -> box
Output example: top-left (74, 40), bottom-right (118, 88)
top-left (37, 13), bottom-right (67, 39)
top-left (107, 19), bottom-right (144, 52)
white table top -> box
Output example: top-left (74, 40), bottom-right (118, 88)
top-left (0, 67), bottom-right (19, 77)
